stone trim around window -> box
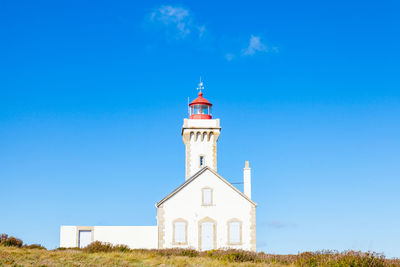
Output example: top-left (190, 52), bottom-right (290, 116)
top-left (201, 187), bottom-right (214, 206)
top-left (227, 218), bottom-right (243, 245)
top-left (75, 226), bottom-right (94, 248)
top-left (172, 218), bottom-right (188, 245)
top-left (198, 216), bottom-right (217, 250)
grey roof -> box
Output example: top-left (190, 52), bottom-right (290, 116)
top-left (156, 166), bottom-right (257, 207)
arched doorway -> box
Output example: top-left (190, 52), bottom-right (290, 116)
top-left (198, 217), bottom-right (216, 250)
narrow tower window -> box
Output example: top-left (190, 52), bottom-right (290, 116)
top-left (200, 156), bottom-right (204, 167)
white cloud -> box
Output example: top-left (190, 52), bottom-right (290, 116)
top-left (242, 35), bottom-right (268, 56)
top-left (150, 5), bottom-right (205, 39)
top-left (197, 25), bottom-right (206, 38)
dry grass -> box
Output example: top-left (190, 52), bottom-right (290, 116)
top-left (1, 246), bottom-right (400, 267)
top-left (0, 247), bottom-right (270, 267)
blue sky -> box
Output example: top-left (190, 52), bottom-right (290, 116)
top-left (1, 0), bottom-right (400, 257)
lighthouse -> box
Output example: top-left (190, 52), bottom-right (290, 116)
top-left (60, 79), bottom-right (256, 252)
top-left (182, 80), bottom-right (221, 180)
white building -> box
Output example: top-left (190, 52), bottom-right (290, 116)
top-left (60, 82), bottom-right (257, 251)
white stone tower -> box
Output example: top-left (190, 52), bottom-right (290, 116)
top-left (182, 80), bottom-right (221, 180)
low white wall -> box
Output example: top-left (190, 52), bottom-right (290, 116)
top-left (60, 226), bottom-right (157, 249)
top-left (94, 226), bottom-right (157, 249)
top-left (60, 226), bottom-right (77, 248)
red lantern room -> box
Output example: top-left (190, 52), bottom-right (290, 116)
top-left (189, 79), bottom-right (212, 119)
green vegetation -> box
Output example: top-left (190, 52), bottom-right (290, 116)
top-left (1, 234), bottom-right (399, 266)
top-left (0, 234), bottom-right (45, 250)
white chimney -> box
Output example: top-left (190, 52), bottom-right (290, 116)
top-left (243, 161), bottom-right (251, 199)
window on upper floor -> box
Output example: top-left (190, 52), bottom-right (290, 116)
top-left (228, 220), bottom-right (242, 244)
top-left (202, 188), bottom-right (212, 206)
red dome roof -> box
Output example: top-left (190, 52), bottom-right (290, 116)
top-left (188, 91), bottom-right (213, 119)
top-left (189, 92), bottom-right (212, 106)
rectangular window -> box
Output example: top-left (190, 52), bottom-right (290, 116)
top-left (229, 222), bottom-right (241, 244)
top-left (203, 188), bottom-right (212, 205)
top-left (200, 156), bottom-right (204, 167)
top-left (174, 222), bottom-right (186, 244)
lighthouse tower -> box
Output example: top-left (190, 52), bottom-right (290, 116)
top-left (182, 80), bottom-right (221, 180)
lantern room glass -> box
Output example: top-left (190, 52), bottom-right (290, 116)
top-left (190, 104), bottom-right (211, 116)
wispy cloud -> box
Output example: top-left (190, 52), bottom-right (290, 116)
top-left (147, 6), bottom-right (277, 60)
top-left (149, 5), bottom-right (205, 39)
top-left (224, 35), bottom-right (277, 61)
top-left (198, 25), bottom-right (206, 38)
top-left (242, 35), bottom-right (268, 56)
top-left (225, 53), bottom-right (235, 61)
top-left (263, 220), bottom-right (297, 229)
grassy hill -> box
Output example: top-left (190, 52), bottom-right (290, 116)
top-left (0, 235), bottom-right (399, 267)
top-left (1, 246), bottom-right (400, 267)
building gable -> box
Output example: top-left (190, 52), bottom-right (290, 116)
top-left (156, 167), bottom-right (257, 207)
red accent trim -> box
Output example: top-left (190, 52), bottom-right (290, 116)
top-left (190, 114), bottom-right (212, 119)
top-left (189, 92), bottom-right (212, 106)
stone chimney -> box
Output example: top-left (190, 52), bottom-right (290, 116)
top-left (243, 161), bottom-right (251, 199)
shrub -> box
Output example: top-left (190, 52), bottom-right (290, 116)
top-left (180, 249), bottom-right (199, 257)
top-left (114, 244), bottom-right (130, 252)
top-left (82, 241), bottom-right (131, 253)
top-left (1, 233), bottom-right (47, 249)
top-left (1, 236), bottom-right (23, 248)
top-left (295, 250), bottom-right (388, 267)
top-left (150, 248), bottom-right (199, 257)
top-left (0, 234), bottom-right (9, 243)
top-left (206, 249), bottom-right (258, 262)
top-left (83, 241), bottom-right (114, 253)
